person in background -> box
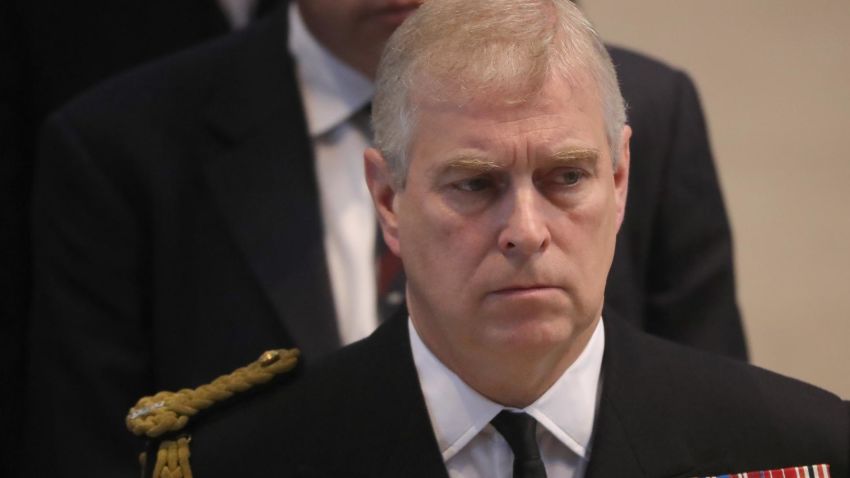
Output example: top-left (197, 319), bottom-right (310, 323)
top-left (3, 2), bottom-right (279, 476)
top-left (26, 0), bottom-right (744, 476)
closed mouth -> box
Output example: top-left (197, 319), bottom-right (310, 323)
top-left (492, 285), bottom-right (560, 295)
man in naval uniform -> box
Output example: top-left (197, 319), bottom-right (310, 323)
top-left (130, 1), bottom-right (848, 476)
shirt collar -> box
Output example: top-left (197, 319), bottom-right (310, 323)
top-left (288, 2), bottom-right (374, 138)
top-left (410, 317), bottom-right (605, 461)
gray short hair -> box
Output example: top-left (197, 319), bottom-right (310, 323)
top-left (372, 0), bottom-right (627, 188)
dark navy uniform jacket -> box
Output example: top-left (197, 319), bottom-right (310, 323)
top-left (168, 312), bottom-right (847, 478)
top-left (28, 5), bottom-right (745, 476)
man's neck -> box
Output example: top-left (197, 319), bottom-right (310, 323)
top-left (412, 315), bottom-right (602, 408)
top-left (409, 317), bottom-right (605, 463)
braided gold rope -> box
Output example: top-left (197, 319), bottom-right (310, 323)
top-left (126, 348), bottom-right (299, 438)
top-left (127, 349), bottom-right (299, 478)
top-left (152, 437), bottom-right (192, 478)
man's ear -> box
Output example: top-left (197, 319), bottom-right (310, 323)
top-left (365, 147), bottom-right (402, 256)
top-left (613, 125), bottom-right (631, 231)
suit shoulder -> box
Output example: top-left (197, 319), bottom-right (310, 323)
top-left (128, 349), bottom-right (301, 478)
top-left (632, 325), bottom-right (845, 437)
top-left (52, 12), bottom-right (288, 132)
top-left (636, 325), bottom-right (841, 401)
top-left (604, 320), bottom-right (848, 473)
top-left (605, 44), bottom-right (700, 119)
top-left (177, 317), bottom-right (422, 476)
top-left (135, 330), bottom-right (383, 448)
top-left (607, 44), bottom-right (685, 84)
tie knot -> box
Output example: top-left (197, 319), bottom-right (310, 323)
top-left (490, 411), bottom-right (542, 462)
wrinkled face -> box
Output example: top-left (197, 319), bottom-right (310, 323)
top-left (376, 74), bottom-right (629, 368)
top-left (297, 0), bottom-right (423, 77)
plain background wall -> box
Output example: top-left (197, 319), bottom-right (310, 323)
top-left (583, 0), bottom-right (850, 397)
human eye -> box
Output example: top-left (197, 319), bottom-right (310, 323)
top-left (440, 172), bottom-right (501, 214)
top-left (547, 168), bottom-right (586, 187)
top-left (453, 175), bottom-right (495, 192)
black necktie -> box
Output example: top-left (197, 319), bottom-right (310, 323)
top-left (491, 411), bottom-right (548, 478)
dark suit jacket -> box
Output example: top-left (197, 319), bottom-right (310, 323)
top-left (5, 1), bottom-right (278, 475)
top-left (27, 5), bottom-right (744, 477)
top-left (174, 313), bottom-right (848, 478)
top-left (606, 47), bottom-right (744, 357)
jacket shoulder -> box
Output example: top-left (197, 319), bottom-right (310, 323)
top-left (607, 45), bottom-right (681, 81)
top-left (127, 348), bottom-right (301, 478)
top-left (633, 324), bottom-right (844, 424)
top-left (172, 316), bottom-right (432, 477)
top-left (602, 319), bottom-right (848, 475)
top-left (52, 11), bottom-right (289, 132)
top-left (606, 44), bottom-right (700, 117)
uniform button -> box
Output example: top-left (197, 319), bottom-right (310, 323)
top-left (259, 350), bottom-right (280, 367)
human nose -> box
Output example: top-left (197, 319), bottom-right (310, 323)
top-left (497, 186), bottom-right (550, 256)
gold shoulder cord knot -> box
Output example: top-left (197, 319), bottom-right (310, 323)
top-left (127, 348), bottom-right (300, 478)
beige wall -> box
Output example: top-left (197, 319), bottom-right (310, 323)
top-left (582, 0), bottom-right (850, 397)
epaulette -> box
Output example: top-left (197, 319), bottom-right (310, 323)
top-left (126, 348), bottom-right (300, 478)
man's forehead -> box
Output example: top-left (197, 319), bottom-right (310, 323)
top-left (411, 89), bottom-right (605, 147)
top-left (403, 70), bottom-right (610, 181)
top-left (410, 67), bottom-right (598, 109)
top-left (408, 79), bottom-right (604, 145)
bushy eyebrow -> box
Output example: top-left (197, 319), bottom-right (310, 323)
top-left (434, 147), bottom-right (600, 178)
top-left (436, 155), bottom-right (502, 176)
top-left (549, 148), bottom-right (600, 166)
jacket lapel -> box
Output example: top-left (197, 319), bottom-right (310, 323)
top-left (202, 8), bottom-right (340, 359)
top-left (352, 312), bottom-right (449, 478)
top-left (586, 316), bottom-right (698, 478)
top-left (376, 401), bottom-right (450, 478)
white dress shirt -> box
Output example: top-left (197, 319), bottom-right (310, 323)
top-left (410, 318), bottom-right (605, 478)
top-left (288, 3), bottom-right (378, 345)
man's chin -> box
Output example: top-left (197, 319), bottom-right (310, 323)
top-left (479, 295), bottom-right (598, 340)
top-left (483, 288), bottom-right (574, 317)
top-left (484, 312), bottom-right (577, 345)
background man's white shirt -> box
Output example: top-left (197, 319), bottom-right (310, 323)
top-left (289, 3), bottom-right (377, 344)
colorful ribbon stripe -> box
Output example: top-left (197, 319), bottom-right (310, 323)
top-left (696, 464), bottom-right (830, 478)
